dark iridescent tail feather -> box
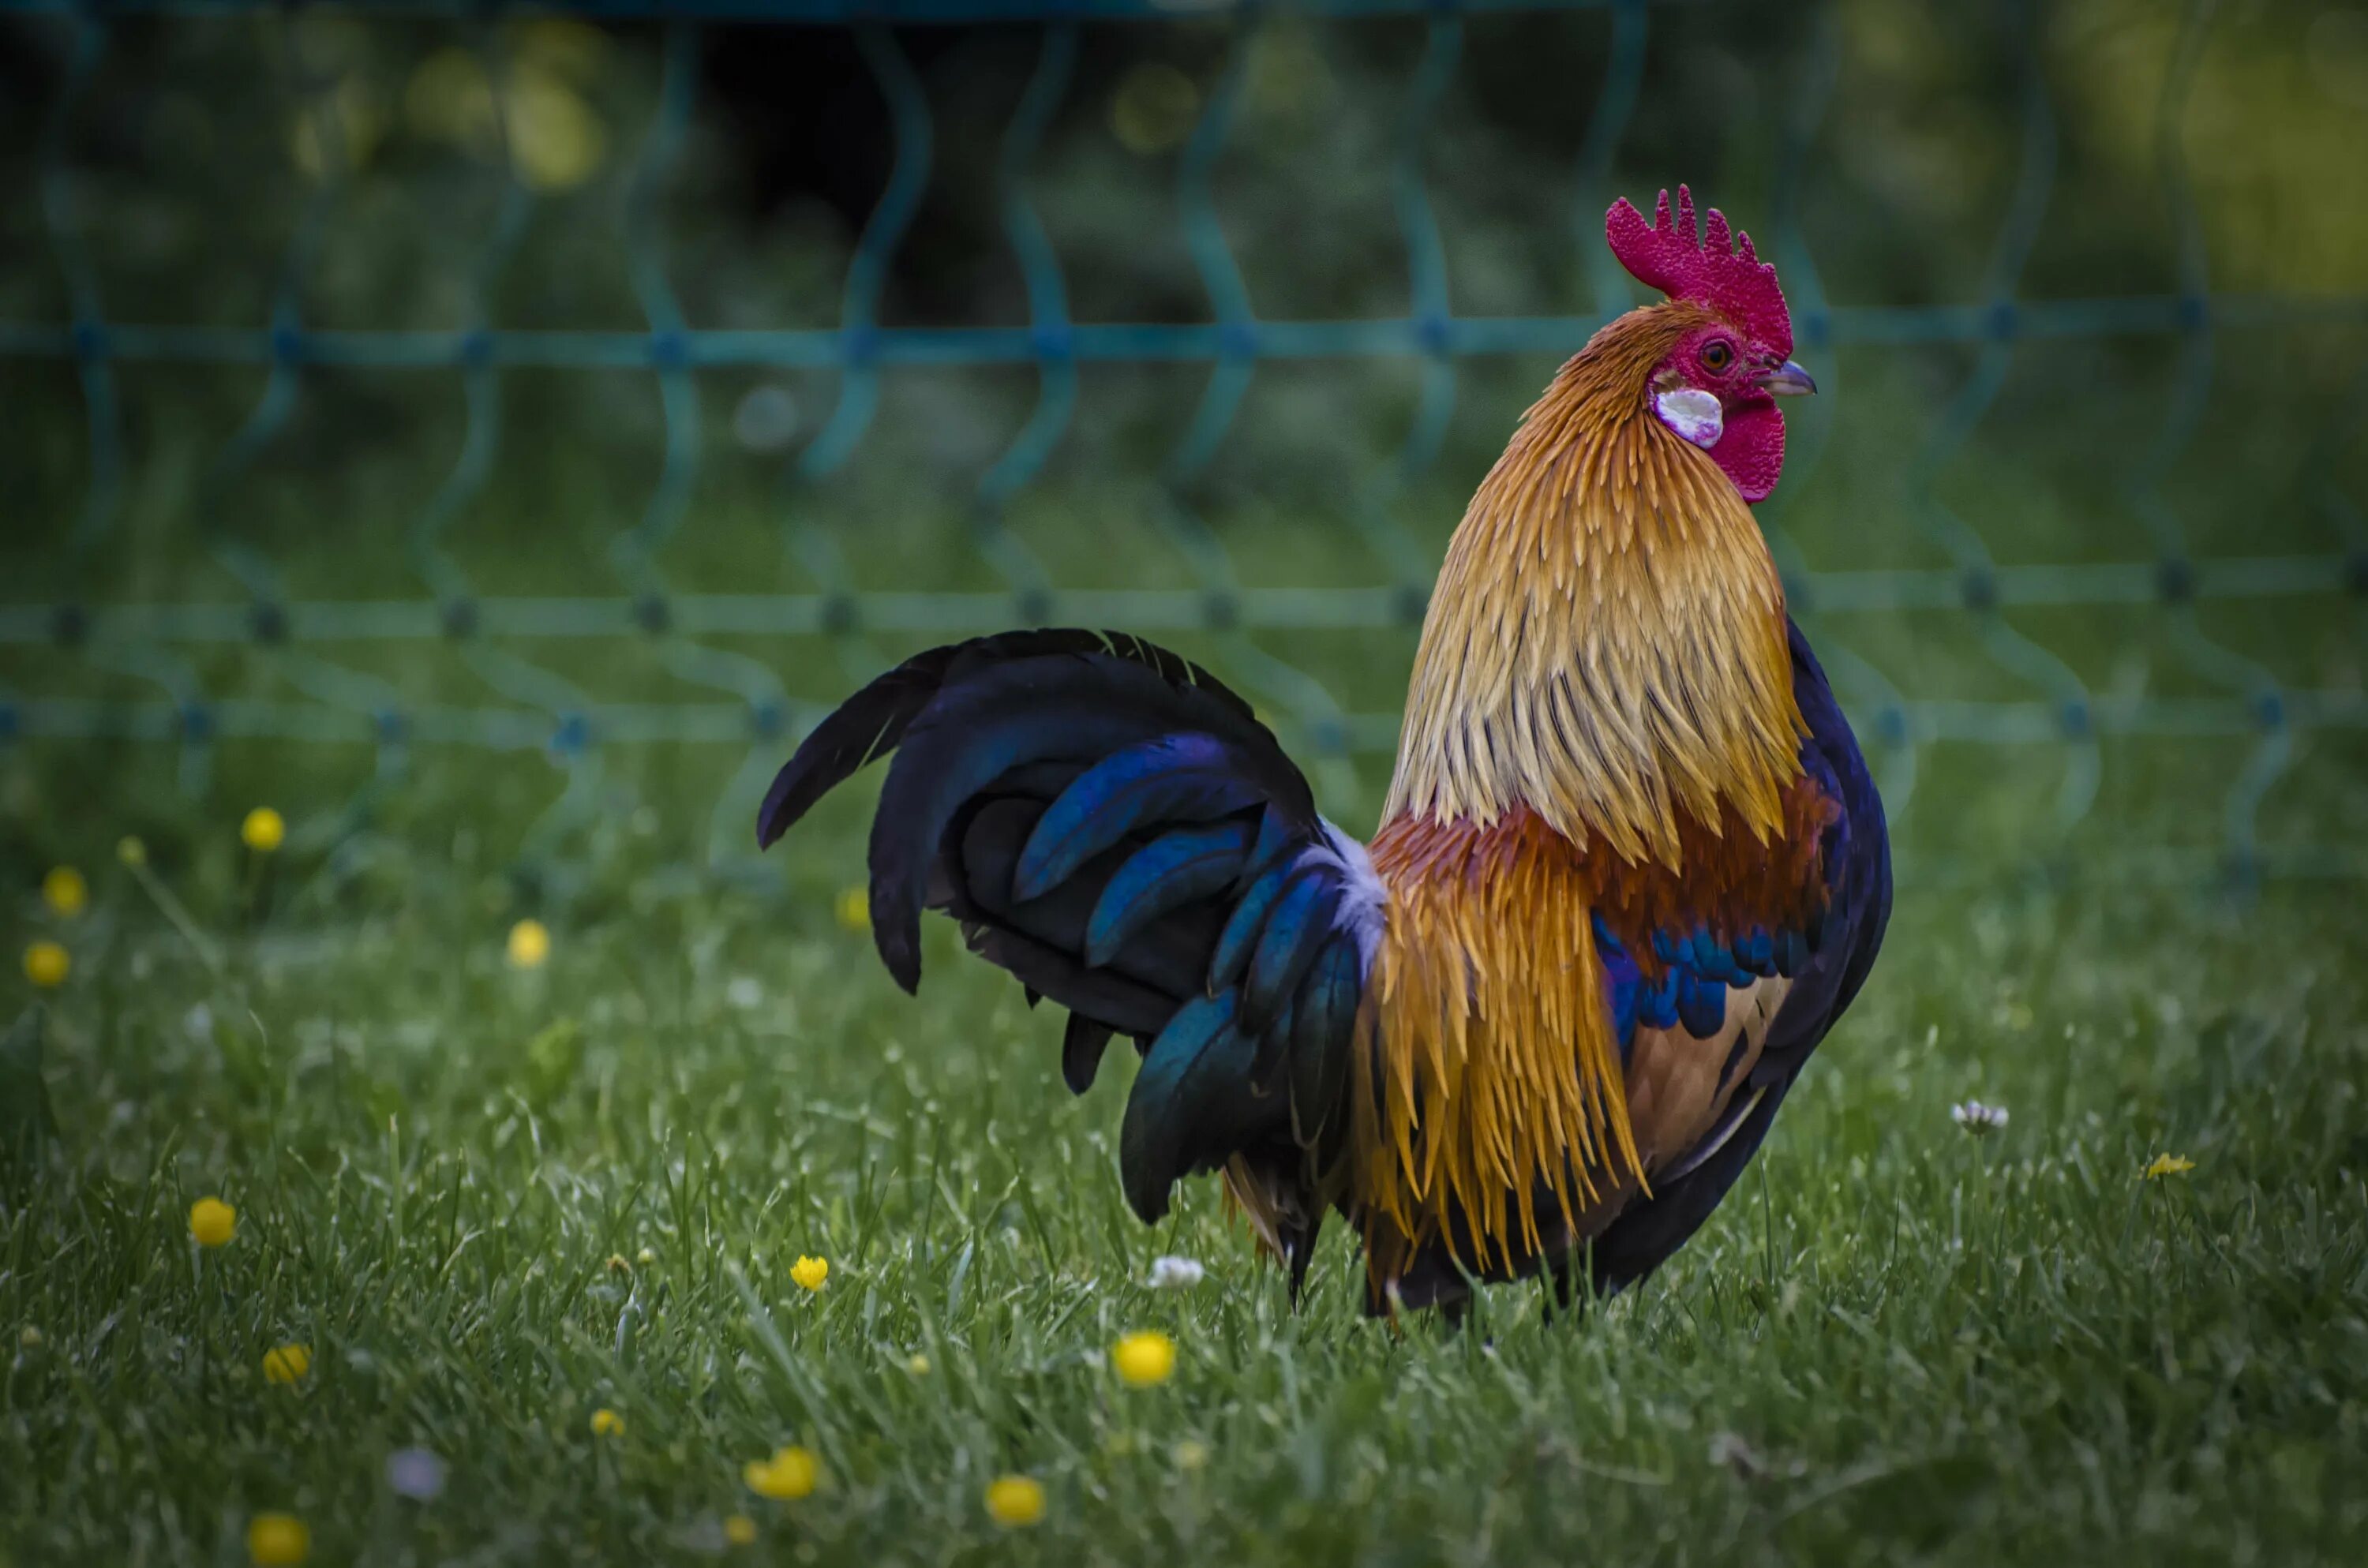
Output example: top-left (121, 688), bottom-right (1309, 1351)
top-left (759, 631), bottom-right (1381, 1230)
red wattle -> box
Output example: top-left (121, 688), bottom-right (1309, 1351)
top-left (1713, 396), bottom-right (1785, 503)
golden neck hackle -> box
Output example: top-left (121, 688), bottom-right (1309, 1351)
top-left (1383, 301), bottom-right (1804, 867)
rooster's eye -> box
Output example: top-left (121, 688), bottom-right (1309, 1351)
top-left (1701, 340), bottom-right (1734, 372)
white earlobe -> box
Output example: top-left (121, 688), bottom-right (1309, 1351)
top-left (1654, 387), bottom-right (1724, 449)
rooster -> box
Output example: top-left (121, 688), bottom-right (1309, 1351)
top-left (759, 187), bottom-right (1890, 1314)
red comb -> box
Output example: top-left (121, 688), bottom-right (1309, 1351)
top-left (1605, 185), bottom-right (1792, 357)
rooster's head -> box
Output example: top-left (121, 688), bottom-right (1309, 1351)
top-left (1606, 185), bottom-right (1814, 503)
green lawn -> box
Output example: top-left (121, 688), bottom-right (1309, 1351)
top-left (6, 846), bottom-right (2365, 1565)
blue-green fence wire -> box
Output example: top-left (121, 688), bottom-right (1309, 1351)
top-left (5, 0), bottom-right (2366, 893)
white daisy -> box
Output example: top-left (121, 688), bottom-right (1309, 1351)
top-left (1950, 1100), bottom-right (2010, 1136)
top-left (1145, 1255), bottom-right (1206, 1289)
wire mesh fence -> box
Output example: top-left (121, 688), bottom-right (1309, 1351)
top-left (4, 0), bottom-right (2366, 897)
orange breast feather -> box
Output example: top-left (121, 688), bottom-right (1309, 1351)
top-left (1351, 780), bottom-right (1830, 1274)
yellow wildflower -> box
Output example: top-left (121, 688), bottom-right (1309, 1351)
top-left (984, 1474), bottom-right (1045, 1528)
top-left (590, 1407), bottom-right (625, 1438)
top-left (723, 1514), bottom-right (758, 1546)
top-left (247, 1512), bottom-right (309, 1566)
top-left (1112, 1330), bottom-right (1175, 1387)
top-left (905, 1353), bottom-right (930, 1375)
top-left (242, 808), bottom-right (287, 854)
top-left (189, 1197), bottom-right (237, 1248)
top-left (834, 885), bottom-right (870, 932)
top-left (1173, 1439), bottom-right (1210, 1471)
top-left (507, 919), bottom-right (551, 970)
top-left (2144, 1154), bottom-right (2196, 1180)
top-left (117, 835), bottom-right (147, 867)
top-left (790, 1255), bottom-right (828, 1292)
top-left (743, 1444), bottom-right (822, 1500)
top-left (42, 866), bottom-right (88, 918)
top-left (262, 1344), bottom-right (312, 1384)
top-left (24, 940), bottom-right (69, 989)
top-left (636, 1247), bottom-right (657, 1265)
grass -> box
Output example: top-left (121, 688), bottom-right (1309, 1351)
top-left (4, 848), bottom-right (2366, 1566)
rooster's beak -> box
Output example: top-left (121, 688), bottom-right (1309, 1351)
top-left (1758, 360), bottom-right (1817, 397)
